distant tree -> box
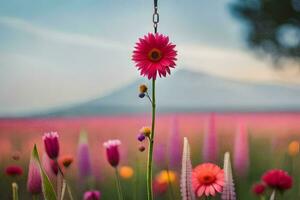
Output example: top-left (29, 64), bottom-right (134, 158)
top-left (230, 0), bottom-right (300, 65)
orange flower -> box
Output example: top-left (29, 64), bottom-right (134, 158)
top-left (288, 141), bottom-right (299, 157)
top-left (155, 170), bottom-right (176, 184)
top-left (119, 166), bottom-right (134, 179)
top-left (192, 163), bottom-right (224, 197)
top-left (140, 127), bottom-right (151, 137)
top-left (59, 155), bottom-right (74, 168)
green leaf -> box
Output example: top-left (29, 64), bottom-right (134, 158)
top-left (32, 144), bottom-right (57, 200)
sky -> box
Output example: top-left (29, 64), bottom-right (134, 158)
top-left (0, 0), bottom-right (299, 116)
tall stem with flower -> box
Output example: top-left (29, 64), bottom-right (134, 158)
top-left (103, 139), bottom-right (124, 200)
top-left (133, 31), bottom-right (177, 199)
top-left (132, 2), bottom-right (177, 199)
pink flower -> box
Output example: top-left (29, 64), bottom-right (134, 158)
top-left (84, 190), bottom-right (101, 200)
top-left (132, 33), bottom-right (177, 80)
top-left (103, 140), bottom-right (121, 167)
top-left (43, 132), bottom-right (60, 159)
top-left (5, 165), bottom-right (23, 177)
top-left (27, 158), bottom-right (42, 194)
top-left (42, 154), bottom-right (57, 178)
top-left (262, 169), bottom-right (293, 191)
top-left (192, 163), bottom-right (224, 197)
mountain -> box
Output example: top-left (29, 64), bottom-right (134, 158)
top-left (40, 69), bottom-right (300, 116)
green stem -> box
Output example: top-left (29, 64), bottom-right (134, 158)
top-left (133, 157), bottom-right (139, 200)
top-left (12, 182), bottom-right (18, 200)
top-left (259, 195), bottom-right (266, 200)
top-left (32, 194), bottom-right (38, 200)
top-left (115, 167), bottom-right (124, 200)
top-left (166, 168), bottom-right (175, 200)
top-left (147, 79), bottom-right (156, 200)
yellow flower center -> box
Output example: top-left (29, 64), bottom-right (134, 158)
top-left (148, 48), bottom-right (162, 62)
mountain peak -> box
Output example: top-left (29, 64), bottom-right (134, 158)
top-left (40, 69), bottom-right (300, 117)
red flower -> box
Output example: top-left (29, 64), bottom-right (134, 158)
top-left (252, 183), bottom-right (266, 195)
top-left (132, 33), bottom-right (177, 80)
top-left (5, 165), bottom-right (23, 177)
top-left (262, 169), bottom-right (293, 191)
top-left (153, 180), bottom-right (168, 195)
top-left (59, 155), bottom-right (74, 168)
top-left (192, 163), bottom-right (224, 197)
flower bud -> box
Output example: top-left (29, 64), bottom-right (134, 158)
top-left (27, 158), bottom-right (42, 195)
top-left (252, 183), bottom-right (266, 196)
top-left (84, 190), bottom-right (101, 200)
top-left (12, 151), bottom-right (21, 161)
top-left (50, 160), bottom-right (59, 175)
top-left (43, 132), bottom-right (60, 159)
top-left (137, 134), bottom-right (146, 142)
top-left (103, 140), bottom-right (121, 167)
top-left (60, 155), bottom-right (74, 168)
top-left (139, 84), bottom-right (148, 93)
top-left (139, 93), bottom-right (145, 98)
top-left (138, 145), bottom-right (145, 152)
top-left (140, 126), bottom-right (151, 137)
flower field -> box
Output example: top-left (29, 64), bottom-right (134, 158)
top-left (0, 112), bottom-right (300, 199)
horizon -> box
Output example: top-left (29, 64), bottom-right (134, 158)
top-left (2, 69), bottom-right (300, 118)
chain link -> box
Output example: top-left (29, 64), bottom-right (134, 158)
top-left (153, 1), bottom-right (159, 33)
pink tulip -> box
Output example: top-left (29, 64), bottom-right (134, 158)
top-left (103, 140), bottom-right (121, 167)
top-left (43, 132), bottom-right (59, 159)
top-left (27, 156), bottom-right (42, 195)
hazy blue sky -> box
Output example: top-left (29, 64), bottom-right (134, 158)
top-left (0, 0), bottom-right (299, 115)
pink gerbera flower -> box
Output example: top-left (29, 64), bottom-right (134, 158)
top-left (132, 33), bottom-right (177, 80)
top-left (192, 163), bottom-right (224, 197)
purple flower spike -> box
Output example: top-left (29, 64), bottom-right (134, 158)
top-left (27, 153), bottom-right (42, 195)
top-left (137, 134), bottom-right (146, 142)
top-left (234, 122), bottom-right (249, 177)
top-left (84, 190), bottom-right (101, 200)
top-left (203, 114), bottom-right (218, 162)
top-left (43, 132), bottom-right (59, 159)
top-left (169, 117), bottom-right (182, 169)
top-left (78, 132), bottom-right (92, 179)
top-left (103, 140), bottom-right (121, 167)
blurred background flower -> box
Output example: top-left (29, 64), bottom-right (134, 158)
top-left (119, 166), bottom-right (134, 179)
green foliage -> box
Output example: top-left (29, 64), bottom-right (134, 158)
top-left (230, 0), bottom-right (300, 63)
top-left (32, 144), bottom-right (57, 200)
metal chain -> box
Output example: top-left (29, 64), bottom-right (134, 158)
top-left (153, 0), bottom-right (159, 33)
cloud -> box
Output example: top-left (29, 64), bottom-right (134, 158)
top-left (0, 16), bottom-right (128, 50)
top-left (0, 16), bottom-right (299, 115)
top-left (179, 44), bottom-right (300, 84)
top-left (1, 16), bottom-right (298, 84)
